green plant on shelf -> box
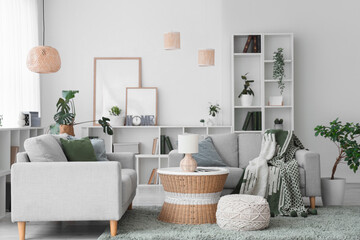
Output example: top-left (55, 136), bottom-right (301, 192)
top-left (109, 106), bottom-right (121, 116)
top-left (274, 118), bottom-right (283, 124)
top-left (209, 103), bottom-right (221, 117)
top-left (238, 72), bottom-right (255, 98)
top-left (314, 118), bottom-right (360, 179)
top-left (273, 48), bottom-right (285, 95)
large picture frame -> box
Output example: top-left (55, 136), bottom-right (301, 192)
top-left (93, 57), bottom-right (142, 124)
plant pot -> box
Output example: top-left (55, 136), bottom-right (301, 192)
top-left (60, 124), bottom-right (75, 136)
top-left (239, 95), bottom-right (253, 106)
top-left (274, 124), bottom-right (283, 130)
top-left (109, 116), bottom-right (125, 126)
top-left (207, 115), bottom-right (218, 126)
top-left (268, 96), bottom-right (283, 106)
top-left (321, 177), bottom-right (346, 206)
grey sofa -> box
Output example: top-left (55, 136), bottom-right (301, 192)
top-left (169, 133), bottom-right (321, 208)
top-left (12, 152), bottom-right (136, 239)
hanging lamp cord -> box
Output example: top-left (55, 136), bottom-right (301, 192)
top-left (42, 0), bottom-right (45, 45)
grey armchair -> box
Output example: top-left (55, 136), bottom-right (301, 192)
top-left (168, 133), bottom-right (321, 208)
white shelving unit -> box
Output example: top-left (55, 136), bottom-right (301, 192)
top-left (82, 125), bottom-right (232, 186)
top-left (231, 33), bottom-right (294, 134)
top-left (0, 127), bottom-right (45, 218)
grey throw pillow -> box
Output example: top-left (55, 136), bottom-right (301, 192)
top-left (210, 133), bottom-right (238, 167)
top-left (24, 134), bottom-right (68, 162)
top-left (90, 138), bottom-right (108, 161)
top-left (192, 137), bottom-right (226, 167)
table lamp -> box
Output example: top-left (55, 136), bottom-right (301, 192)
top-left (178, 134), bottom-right (199, 172)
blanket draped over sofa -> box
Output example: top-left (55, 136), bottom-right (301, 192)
top-left (232, 130), bottom-right (306, 216)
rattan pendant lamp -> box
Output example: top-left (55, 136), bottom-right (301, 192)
top-left (27, 0), bottom-right (61, 73)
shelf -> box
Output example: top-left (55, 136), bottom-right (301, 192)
top-left (265, 106), bottom-right (292, 109)
top-left (264, 60), bottom-right (292, 63)
top-left (264, 79), bottom-right (292, 83)
top-left (234, 131), bottom-right (262, 134)
top-left (0, 170), bottom-right (10, 177)
top-left (234, 106), bottom-right (261, 109)
top-left (234, 53), bottom-right (261, 56)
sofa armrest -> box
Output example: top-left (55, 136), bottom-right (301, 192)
top-left (11, 162), bottom-right (122, 222)
top-left (106, 152), bottom-right (135, 169)
top-left (296, 149), bottom-right (321, 197)
top-left (168, 150), bottom-right (184, 167)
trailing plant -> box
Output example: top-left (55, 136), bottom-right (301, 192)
top-left (314, 118), bottom-right (360, 179)
top-left (238, 72), bottom-right (255, 98)
top-left (52, 90), bottom-right (113, 135)
top-left (109, 106), bottom-right (121, 116)
top-left (209, 103), bottom-right (221, 117)
top-left (274, 118), bottom-right (283, 124)
top-left (273, 48), bottom-right (285, 95)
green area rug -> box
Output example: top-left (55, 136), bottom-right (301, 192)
top-left (98, 206), bottom-right (360, 240)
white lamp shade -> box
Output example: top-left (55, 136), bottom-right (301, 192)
top-left (178, 134), bottom-right (199, 154)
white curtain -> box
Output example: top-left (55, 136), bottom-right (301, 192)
top-left (0, 0), bottom-right (40, 126)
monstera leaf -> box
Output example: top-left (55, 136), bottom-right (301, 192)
top-left (56, 98), bottom-right (71, 113)
top-left (62, 90), bottom-right (79, 102)
top-left (54, 112), bottom-right (75, 125)
top-left (98, 117), bottom-right (113, 135)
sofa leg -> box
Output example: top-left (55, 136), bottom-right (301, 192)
top-left (128, 203), bottom-right (132, 210)
top-left (18, 222), bottom-right (26, 240)
top-left (110, 220), bottom-right (118, 237)
top-left (309, 196), bottom-right (316, 209)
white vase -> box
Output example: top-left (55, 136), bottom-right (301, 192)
top-left (321, 178), bottom-right (346, 206)
top-left (239, 95), bottom-right (253, 106)
top-left (109, 116), bottom-right (125, 126)
top-left (268, 96), bottom-right (283, 106)
top-left (274, 124), bottom-right (283, 130)
top-left (207, 115), bottom-right (218, 126)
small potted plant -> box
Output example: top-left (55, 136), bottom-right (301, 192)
top-left (109, 106), bottom-right (125, 126)
top-left (314, 119), bottom-right (360, 206)
top-left (269, 48), bottom-right (285, 106)
top-left (0, 115), bottom-right (2, 127)
top-left (238, 72), bottom-right (255, 106)
top-left (207, 103), bottom-right (221, 126)
top-left (274, 118), bottom-right (283, 130)
top-left (200, 119), bottom-right (205, 126)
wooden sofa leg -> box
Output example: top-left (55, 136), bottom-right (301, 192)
top-left (110, 220), bottom-right (118, 237)
top-left (309, 196), bottom-right (316, 209)
top-left (18, 222), bottom-right (26, 240)
top-left (128, 203), bottom-right (132, 210)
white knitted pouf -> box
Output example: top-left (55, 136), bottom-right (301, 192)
top-left (216, 194), bottom-right (270, 231)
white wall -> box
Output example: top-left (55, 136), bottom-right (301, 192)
top-left (42, 0), bottom-right (360, 182)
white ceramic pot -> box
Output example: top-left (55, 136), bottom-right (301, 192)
top-left (239, 95), bottom-right (253, 106)
top-left (109, 116), bottom-right (125, 126)
top-left (321, 177), bottom-right (346, 206)
top-left (274, 124), bottom-right (283, 130)
top-left (207, 115), bottom-right (217, 126)
top-left (268, 96), bottom-right (284, 106)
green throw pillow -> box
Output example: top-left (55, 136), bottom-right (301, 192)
top-left (60, 137), bottom-right (97, 161)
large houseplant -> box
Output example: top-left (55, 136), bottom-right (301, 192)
top-left (270, 48), bottom-right (285, 106)
top-left (52, 90), bottom-right (113, 136)
top-left (314, 118), bottom-right (360, 205)
top-left (238, 72), bottom-right (254, 106)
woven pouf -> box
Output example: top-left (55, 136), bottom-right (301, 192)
top-left (216, 194), bottom-right (270, 231)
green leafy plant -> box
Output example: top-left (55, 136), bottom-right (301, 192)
top-left (273, 48), bottom-right (285, 95)
top-left (238, 72), bottom-right (255, 98)
top-left (200, 119), bottom-right (205, 123)
top-left (109, 106), bottom-right (121, 116)
top-left (52, 90), bottom-right (113, 135)
top-left (274, 118), bottom-right (283, 124)
top-left (314, 118), bottom-right (360, 179)
top-left (209, 103), bottom-right (220, 117)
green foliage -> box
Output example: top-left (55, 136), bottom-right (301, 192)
top-left (274, 118), bottom-right (283, 124)
top-left (209, 103), bottom-right (221, 117)
top-left (109, 106), bottom-right (121, 116)
top-left (273, 48), bottom-right (285, 95)
top-left (314, 118), bottom-right (360, 177)
top-left (54, 90), bottom-right (79, 125)
top-left (98, 117), bottom-right (113, 135)
top-left (238, 72), bottom-right (255, 98)
top-left (49, 123), bottom-right (60, 134)
top-left (200, 119), bottom-right (205, 123)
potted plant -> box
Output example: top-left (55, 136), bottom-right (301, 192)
top-left (274, 118), bottom-right (283, 130)
top-left (238, 72), bottom-right (254, 106)
top-left (52, 90), bottom-right (113, 136)
top-left (269, 48), bottom-right (285, 106)
top-left (314, 119), bottom-right (360, 206)
top-left (109, 106), bottom-right (125, 126)
top-left (207, 103), bottom-right (221, 126)
top-left (200, 119), bottom-right (205, 126)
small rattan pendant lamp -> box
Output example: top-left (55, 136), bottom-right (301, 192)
top-left (27, 0), bottom-right (61, 73)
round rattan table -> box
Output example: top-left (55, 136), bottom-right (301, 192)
top-left (157, 167), bottom-right (229, 224)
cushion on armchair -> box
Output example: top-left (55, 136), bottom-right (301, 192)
top-left (24, 134), bottom-right (68, 162)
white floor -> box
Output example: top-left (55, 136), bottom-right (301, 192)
top-left (0, 184), bottom-right (359, 240)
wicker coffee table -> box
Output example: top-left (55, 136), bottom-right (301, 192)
top-left (157, 167), bottom-right (229, 224)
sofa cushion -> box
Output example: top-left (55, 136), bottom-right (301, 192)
top-left (238, 134), bottom-right (262, 169)
top-left (24, 134), bottom-right (68, 162)
top-left (60, 137), bottom-right (97, 161)
top-left (210, 133), bottom-right (238, 167)
top-left (90, 138), bottom-right (108, 161)
top-left (224, 167), bottom-right (244, 189)
top-left (121, 169), bottom-right (137, 204)
top-left (192, 137), bottom-right (226, 167)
